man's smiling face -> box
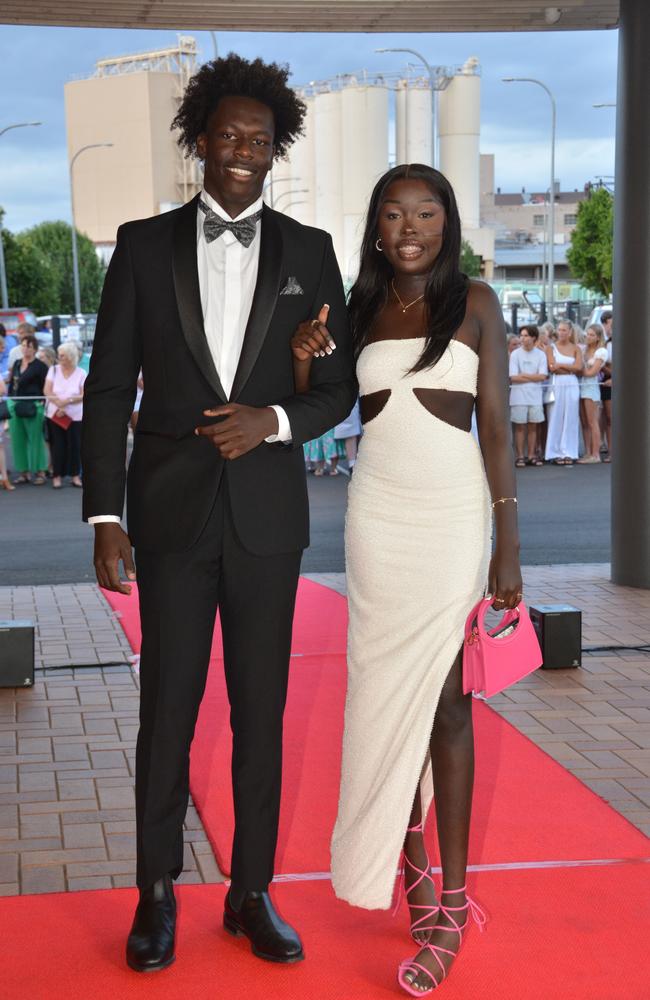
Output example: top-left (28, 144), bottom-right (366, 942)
top-left (196, 95), bottom-right (275, 218)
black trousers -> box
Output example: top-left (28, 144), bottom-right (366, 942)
top-left (48, 418), bottom-right (82, 477)
top-left (134, 483), bottom-right (302, 891)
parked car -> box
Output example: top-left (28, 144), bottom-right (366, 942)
top-left (0, 307), bottom-right (38, 333)
top-left (585, 303), bottom-right (613, 328)
top-left (36, 314), bottom-right (97, 350)
top-left (499, 289), bottom-right (544, 331)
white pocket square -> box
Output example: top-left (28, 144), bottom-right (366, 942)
top-left (280, 276), bottom-right (304, 295)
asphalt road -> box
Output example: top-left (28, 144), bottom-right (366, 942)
top-left (1, 463), bottom-right (610, 586)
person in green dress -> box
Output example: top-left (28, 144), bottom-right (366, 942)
top-left (8, 335), bottom-right (49, 484)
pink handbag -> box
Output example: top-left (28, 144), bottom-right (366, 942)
top-left (462, 597), bottom-right (543, 698)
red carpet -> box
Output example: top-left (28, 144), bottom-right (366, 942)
top-left (2, 579), bottom-right (650, 999)
top-left (3, 865), bottom-right (650, 1000)
top-left (104, 580), bottom-right (650, 876)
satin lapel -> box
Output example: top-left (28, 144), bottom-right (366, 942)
top-left (230, 207), bottom-right (284, 402)
top-left (171, 194), bottom-right (227, 403)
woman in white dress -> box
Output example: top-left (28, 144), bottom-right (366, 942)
top-left (578, 323), bottom-right (608, 463)
top-left (544, 320), bottom-right (583, 464)
top-left (292, 164), bottom-right (522, 995)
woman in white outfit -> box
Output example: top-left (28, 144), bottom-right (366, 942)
top-left (293, 165), bottom-right (522, 995)
top-left (544, 320), bottom-right (582, 464)
top-left (578, 324), bottom-right (608, 463)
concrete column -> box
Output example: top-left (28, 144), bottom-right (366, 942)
top-left (611, 0), bottom-right (650, 588)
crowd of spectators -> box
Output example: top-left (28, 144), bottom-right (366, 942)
top-left (507, 312), bottom-right (613, 466)
top-left (1, 311), bottom-right (613, 493)
top-left (0, 322), bottom-right (87, 490)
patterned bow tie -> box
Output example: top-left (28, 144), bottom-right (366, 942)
top-left (199, 199), bottom-right (262, 248)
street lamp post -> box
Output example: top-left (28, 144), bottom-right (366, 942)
top-left (283, 200), bottom-right (308, 216)
top-left (69, 143), bottom-right (113, 315)
top-left (274, 188), bottom-right (309, 210)
top-left (264, 175), bottom-right (301, 209)
top-left (376, 47), bottom-right (437, 169)
top-left (0, 121), bottom-right (43, 309)
top-left (503, 77), bottom-right (557, 321)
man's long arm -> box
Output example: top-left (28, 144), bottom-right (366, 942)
top-left (81, 224), bottom-right (141, 522)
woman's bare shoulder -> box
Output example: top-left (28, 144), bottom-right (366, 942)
top-left (466, 278), bottom-right (500, 314)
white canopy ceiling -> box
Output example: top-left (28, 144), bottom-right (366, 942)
top-left (0, 1), bottom-right (619, 32)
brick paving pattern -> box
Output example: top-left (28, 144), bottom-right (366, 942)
top-left (0, 563), bottom-right (648, 897)
top-left (0, 663), bottom-right (221, 896)
top-left (0, 584), bottom-right (132, 670)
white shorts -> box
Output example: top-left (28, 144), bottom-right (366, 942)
top-left (511, 404), bottom-right (545, 424)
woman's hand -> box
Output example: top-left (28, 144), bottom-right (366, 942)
top-left (487, 548), bottom-right (523, 611)
top-left (291, 304), bottom-right (335, 362)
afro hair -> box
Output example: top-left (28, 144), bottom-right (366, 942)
top-left (171, 52), bottom-right (307, 160)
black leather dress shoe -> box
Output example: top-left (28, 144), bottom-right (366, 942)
top-left (126, 874), bottom-right (176, 973)
top-left (223, 889), bottom-right (304, 963)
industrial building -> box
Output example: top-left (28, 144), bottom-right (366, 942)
top-left (65, 41), bottom-right (496, 279)
top-left (64, 37), bottom-right (202, 261)
top-left (272, 57), bottom-right (495, 278)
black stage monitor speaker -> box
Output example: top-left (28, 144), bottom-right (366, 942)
top-left (0, 621), bottom-right (35, 687)
top-left (529, 605), bottom-right (581, 670)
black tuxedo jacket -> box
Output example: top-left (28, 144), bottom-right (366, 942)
top-left (81, 196), bottom-right (357, 554)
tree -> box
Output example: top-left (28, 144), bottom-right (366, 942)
top-left (1, 220), bottom-right (58, 314)
top-left (566, 186), bottom-right (613, 297)
top-left (460, 238), bottom-right (481, 277)
top-left (17, 221), bottom-right (105, 313)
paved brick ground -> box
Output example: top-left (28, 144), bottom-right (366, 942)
top-left (0, 662), bottom-right (221, 896)
top-left (0, 584), bottom-right (132, 670)
top-left (0, 563), bottom-right (648, 897)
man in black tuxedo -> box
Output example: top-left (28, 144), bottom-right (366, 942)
top-left (82, 54), bottom-right (356, 973)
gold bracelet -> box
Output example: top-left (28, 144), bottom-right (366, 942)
top-left (491, 497), bottom-right (518, 508)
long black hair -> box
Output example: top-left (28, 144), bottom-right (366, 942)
top-left (348, 163), bottom-right (469, 373)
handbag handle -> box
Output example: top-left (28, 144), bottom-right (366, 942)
top-left (474, 597), bottom-right (524, 646)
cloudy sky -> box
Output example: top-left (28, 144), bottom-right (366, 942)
top-left (0, 24), bottom-right (618, 234)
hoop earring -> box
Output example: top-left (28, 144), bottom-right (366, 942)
top-left (375, 237), bottom-right (383, 251)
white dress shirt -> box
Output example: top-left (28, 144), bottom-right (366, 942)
top-left (89, 190), bottom-right (291, 525)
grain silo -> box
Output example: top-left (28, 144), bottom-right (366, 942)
top-left (285, 96), bottom-right (316, 227)
top-left (266, 95), bottom-right (316, 227)
top-left (438, 57), bottom-right (481, 229)
top-left (395, 79), bottom-right (432, 165)
top-left (314, 89), bottom-right (345, 263)
top-left (341, 79), bottom-right (389, 277)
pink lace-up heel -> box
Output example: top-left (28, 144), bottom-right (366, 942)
top-left (393, 821), bottom-right (440, 943)
top-left (397, 884), bottom-right (487, 996)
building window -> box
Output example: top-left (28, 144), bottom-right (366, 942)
top-left (564, 213), bottom-right (578, 226)
top-left (533, 214), bottom-right (545, 226)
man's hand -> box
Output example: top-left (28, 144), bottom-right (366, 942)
top-left (195, 404), bottom-right (278, 460)
top-left (94, 523), bottom-right (136, 595)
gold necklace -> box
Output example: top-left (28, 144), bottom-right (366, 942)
top-left (391, 279), bottom-right (425, 313)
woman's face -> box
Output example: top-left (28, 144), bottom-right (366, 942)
top-left (586, 327), bottom-right (598, 347)
top-left (376, 178), bottom-right (446, 278)
top-left (57, 349), bottom-right (73, 368)
top-left (557, 323), bottom-right (571, 343)
top-left (21, 340), bottom-right (35, 362)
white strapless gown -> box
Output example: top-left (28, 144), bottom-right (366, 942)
top-left (331, 338), bottom-right (492, 910)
